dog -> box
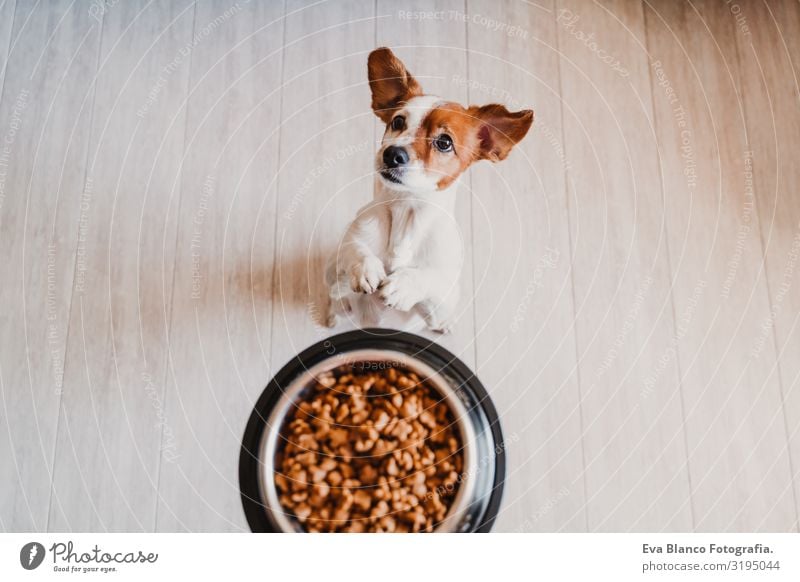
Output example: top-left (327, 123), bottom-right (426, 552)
top-left (325, 47), bottom-right (533, 332)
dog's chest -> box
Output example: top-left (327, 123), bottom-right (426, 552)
top-left (386, 203), bottom-right (451, 270)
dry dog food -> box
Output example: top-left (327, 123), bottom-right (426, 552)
top-left (274, 363), bottom-right (464, 532)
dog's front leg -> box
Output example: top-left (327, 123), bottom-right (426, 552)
top-left (417, 289), bottom-right (459, 334)
top-left (348, 252), bottom-right (385, 294)
top-left (379, 266), bottom-right (430, 312)
top-left (382, 205), bottom-right (452, 312)
top-left (338, 210), bottom-right (387, 294)
top-left (382, 265), bottom-right (460, 332)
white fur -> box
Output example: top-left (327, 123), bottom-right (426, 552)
top-left (325, 95), bottom-right (463, 332)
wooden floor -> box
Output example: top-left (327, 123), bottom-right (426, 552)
top-left (1, 0), bottom-right (799, 532)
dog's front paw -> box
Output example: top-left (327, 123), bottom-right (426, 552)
top-left (349, 256), bottom-right (386, 294)
top-left (379, 268), bottom-right (425, 312)
top-left (325, 311), bottom-right (339, 328)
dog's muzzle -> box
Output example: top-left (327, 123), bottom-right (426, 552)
top-left (382, 145), bottom-right (409, 168)
top-left (380, 145), bottom-right (408, 184)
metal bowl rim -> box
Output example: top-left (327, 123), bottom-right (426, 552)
top-left (258, 348), bottom-right (481, 533)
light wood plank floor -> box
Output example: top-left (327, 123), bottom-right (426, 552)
top-left (1, 0), bottom-right (798, 532)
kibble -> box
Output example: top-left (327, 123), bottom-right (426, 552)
top-left (274, 363), bottom-right (464, 532)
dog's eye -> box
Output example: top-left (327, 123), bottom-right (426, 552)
top-left (390, 116), bottom-right (405, 131)
top-left (433, 133), bottom-right (453, 153)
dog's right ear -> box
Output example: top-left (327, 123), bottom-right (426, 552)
top-left (368, 47), bottom-right (422, 123)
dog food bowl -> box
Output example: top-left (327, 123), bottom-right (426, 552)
top-left (239, 328), bottom-right (505, 532)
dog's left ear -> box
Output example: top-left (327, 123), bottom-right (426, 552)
top-left (470, 104), bottom-right (534, 162)
top-left (368, 47), bottom-right (422, 123)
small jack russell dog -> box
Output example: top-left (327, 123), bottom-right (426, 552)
top-left (325, 47), bottom-right (533, 332)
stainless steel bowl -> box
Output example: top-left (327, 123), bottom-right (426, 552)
top-left (240, 329), bottom-right (505, 533)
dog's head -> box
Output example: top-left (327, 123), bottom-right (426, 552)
top-left (368, 47), bottom-right (534, 193)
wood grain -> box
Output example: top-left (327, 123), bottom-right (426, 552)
top-left (466, 0), bottom-right (587, 532)
top-left (156, 0), bottom-right (285, 532)
top-left (644, 0), bottom-right (797, 532)
top-left (0, 0), bottom-right (102, 532)
top-left (556, 0), bottom-right (693, 531)
top-left (731, 0), bottom-right (800, 529)
top-left (47, 0), bottom-right (197, 532)
top-left (0, 0), bottom-right (16, 88)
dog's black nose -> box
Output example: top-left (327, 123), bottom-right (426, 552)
top-left (383, 145), bottom-right (409, 168)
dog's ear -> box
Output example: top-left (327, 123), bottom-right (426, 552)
top-left (368, 47), bottom-right (422, 123)
top-left (469, 104), bottom-right (534, 162)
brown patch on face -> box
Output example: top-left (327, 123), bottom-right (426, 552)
top-left (406, 102), bottom-right (534, 190)
top-left (411, 103), bottom-right (484, 190)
